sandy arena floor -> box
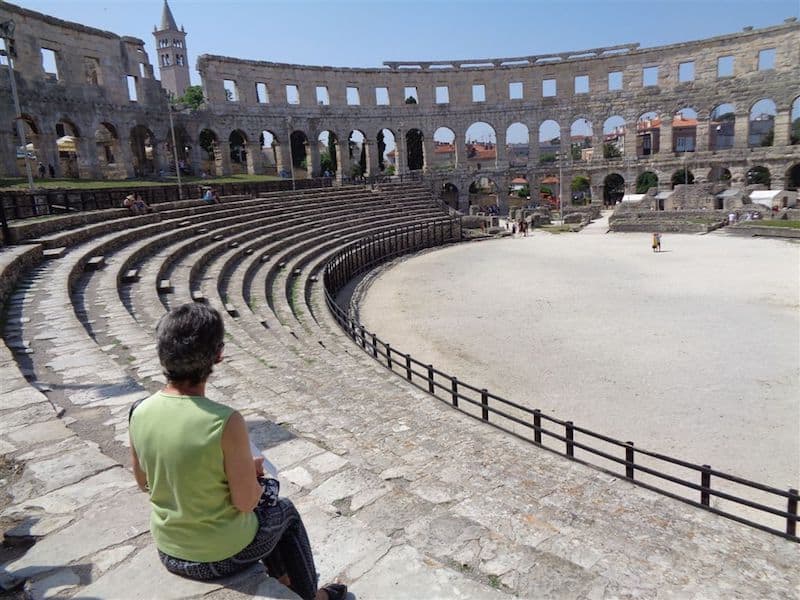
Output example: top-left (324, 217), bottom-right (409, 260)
top-left (359, 223), bottom-right (800, 490)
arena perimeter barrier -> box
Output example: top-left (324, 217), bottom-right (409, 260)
top-left (322, 218), bottom-right (799, 543)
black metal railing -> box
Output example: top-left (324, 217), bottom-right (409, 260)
top-left (323, 220), bottom-right (799, 543)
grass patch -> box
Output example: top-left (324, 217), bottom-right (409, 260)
top-left (739, 219), bottom-right (800, 229)
top-left (0, 174), bottom-right (282, 191)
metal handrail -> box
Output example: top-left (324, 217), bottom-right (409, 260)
top-left (322, 219), bottom-right (799, 543)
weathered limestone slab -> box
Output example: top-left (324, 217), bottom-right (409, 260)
top-left (7, 420), bottom-right (74, 445)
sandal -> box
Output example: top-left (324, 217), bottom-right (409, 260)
top-left (321, 582), bottom-right (348, 600)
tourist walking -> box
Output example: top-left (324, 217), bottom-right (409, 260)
top-left (128, 303), bottom-right (346, 600)
top-left (652, 232), bottom-right (661, 252)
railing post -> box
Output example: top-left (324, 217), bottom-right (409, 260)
top-left (405, 354), bottom-right (412, 381)
top-left (451, 376), bottom-right (459, 407)
top-left (427, 365), bottom-right (434, 393)
top-left (625, 442), bottom-right (635, 480)
top-left (481, 389), bottom-right (489, 421)
top-left (386, 343), bottom-right (392, 369)
top-left (701, 465), bottom-right (711, 506)
top-left (372, 333), bottom-right (378, 358)
top-left (533, 409), bottom-right (542, 445)
top-left (360, 325), bottom-right (366, 349)
top-left (787, 488), bottom-right (798, 538)
top-left (565, 421), bottom-right (574, 458)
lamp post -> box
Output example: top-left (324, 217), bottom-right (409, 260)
top-left (557, 150), bottom-right (565, 224)
top-left (166, 98), bottom-right (183, 200)
top-left (1, 19), bottom-right (34, 192)
top-left (286, 118), bottom-right (296, 191)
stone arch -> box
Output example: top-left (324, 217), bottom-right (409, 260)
top-left (672, 168), bottom-right (695, 188)
top-left (672, 107), bottom-right (698, 153)
top-left (538, 119), bottom-right (560, 164)
top-left (290, 130), bottom-right (309, 178)
top-left (508, 173), bottom-right (530, 210)
top-left (785, 163), bottom-right (800, 190)
top-left (348, 129), bottom-right (367, 177)
top-left (569, 172), bottom-right (591, 205)
top-left (228, 129), bottom-right (248, 174)
top-left (317, 130), bottom-right (338, 177)
top-left (746, 165), bottom-right (771, 187)
top-left (569, 118), bottom-right (592, 162)
top-left (165, 124), bottom-right (191, 176)
top-left (636, 170), bottom-right (659, 194)
top-left (708, 166), bottom-right (732, 185)
top-left (95, 122), bottom-right (122, 178)
top-left (710, 103), bottom-right (736, 150)
top-left (465, 121), bottom-right (497, 168)
top-left (636, 111), bottom-right (660, 157)
top-left (405, 128), bottom-right (424, 171)
top-left (198, 128), bottom-right (222, 177)
top-left (377, 128), bottom-right (396, 173)
top-left (12, 115), bottom-right (42, 176)
top-left (603, 172), bottom-right (625, 205)
top-left (130, 124), bottom-right (156, 177)
top-left (602, 116), bottom-right (625, 159)
top-left (433, 127), bottom-right (456, 169)
top-left (468, 175), bottom-right (498, 209)
top-left (506, 122), bottom-right (529, 167)
top-left (748, 98), bottom-right (776, 147)
top-left (440, 181), bottom-right (459, 209)
top-left (56, 118), bottom-right (81, 178)
top-left (260, 130), bottom-right (281, 175)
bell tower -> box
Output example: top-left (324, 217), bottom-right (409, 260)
top-left (153, 0), bottom-right (190, 98)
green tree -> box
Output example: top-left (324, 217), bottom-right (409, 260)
top-left (320, 150), bottom-right (334, 174)
top-left (539, 153), bottom-right (556, 163)
top-left (328, 136), bottom-right (338, 173)
top-left (571, 144), bottom-right (582, 161)
top-left (377, 130), bottom-right (386, 171)
top-left (636, 171), bottom-right (659, 193)
top-left (517, 186), bottom-right (530, 198)
top-left (571, 175), bottom-right (590, 192)
top-left (603, 143), bottom-right (622, 159)
top-left (759, 127), bottom-right (774, 147)
top-left (177, 85), bottom-right (205, 110)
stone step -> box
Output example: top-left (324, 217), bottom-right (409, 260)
top-left (191, 290), bottom-right (206, 303)
top-left (157, 279), bottom-right (173, 293)
top-left (121, 269), bottom-right (140, 283)
top-left (225, 303), bottom-right (238, 317)
top-left (42, 247), bottom-right (66, 260)
top-left (85, 256), bottom-right (105, 271)
top-left (212, 234), bottom-right (224, 242)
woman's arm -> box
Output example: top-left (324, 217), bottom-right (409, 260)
top-left (129, 434), bottom-right (149, 493)
top-left (221, 411), bottom-right (263, 512)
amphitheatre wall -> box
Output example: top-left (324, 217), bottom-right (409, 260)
top-left (1, 2), bottom-right (799, 211)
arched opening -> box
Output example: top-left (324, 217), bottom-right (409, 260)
top-left (95, 122), bottom-right (122, 178)
top-left (570, 119), bottom-right (592, 162)
top-left (539, 172), bottom-right (559, 209)
top-left (13, 115), bottom-right (41, 177)
top-left (199, 128), bottom-right (221, 177)
top-left (603, 173), bottom-right (625, 205)
top-left (405, 128), bottom-right (424, 171)
top-left (602, 116), bottom-right (625, 158)
top-left (791, 97), bottom-right (800, 145)
top-left (290, 130), bottom-right (309, 179)
top-left (228, 130), bottom-right (248, 174)
top-left (166, 124), bottom-right (191, 176)
top-left (710, 103), bottom-right (735, 150)
top-left (636, 111), bottom-right (660, 157)
top-left (440, 182), bottom-right (459, 209)
top-left (786, 163), bottom-right (800, 190)
top-left (432, 127), bottom-right (456, 170)
top-left (708, 166), bottom-right (732, 185)
top-left (349, 130), bottom-right (367, 178)
top-left (508, 173), bottom-right (529, 211)
top-left (672, 107), bottom-right (698, 153)
top-left (130, 124), bottom-right (156, 177)
top-left (538, 119), bottom-right (560, 164)
top-left (570, 174), bottom-right (591, 205)
top-left (506, 122), bottom-right (529, 167)
top-left (56, 119), bottom-right (80, 178)
top-left (260, 130), bottom-right (279, 175)
top-left (636, 171), bottom-right (658, 194)
top-left (317, 131), bottom-right (338, 177)
top-left (468, 176), bottom-right (498, 209)
top-left (671, 168), bottom-right (695, 188)
top-left (377, 128), bottom-right (396, 174)
top-left (748, 99), bottom-right (776, 147)
top-left (465, 122), bottom-right (496, 168)
top-left (746, 166), bottom-right (771, 187)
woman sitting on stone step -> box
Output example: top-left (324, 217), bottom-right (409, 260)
top-left (128, 303), bottom-right (346, 600)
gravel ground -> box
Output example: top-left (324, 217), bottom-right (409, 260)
top-left (359, 226), bottom-right (800, 491)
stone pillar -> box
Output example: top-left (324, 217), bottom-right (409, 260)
top-left (623, 122), bottom-right (637, 158)
top-left (695, 118), bottom-right (709, 153)
top-left (559, 124), bottom-right (571, 163)
top-left (454, 129), bottom-right (466, 169)
top-left (116, 132), bottom-right (136, 178)
top-left (528, 123), bottom-right (540, 165)
top-left (590, 127), bottom-right (604, 164)
top-left (188, 142), bottom-right (203, 177)
top-left (214, 140), bottom-right (231, 176)
top-left (590, 184), bottom-right (603, 204)
top-left (660, 116), bottom-right (673, 155)
top-left (76, 137), bottom-right (100, 179)
top-left (275, 143), bottom-right (290, 176)
top-left (156, 141), bottom-right (171, 176)
top-left (246, 140), bottom-right (264, 175)
top-left (422, 134), bottom-right (435, 172)
top-left (364, 140), bottom-right (379, 177)
top-left (38, 132), bottom-right (60, 178)
top-left (395, 129), bottom-right (408, 175)
top-left (337, 135), bottom-right (350, 182)
top-left (773, 110), bottom-right (790, 147)
top-left (495, 129), bottom-right (508, 169)
top-left (733, 113), bottom-right (749, 149)
top-left (305, 141), bottom-right (319, 178)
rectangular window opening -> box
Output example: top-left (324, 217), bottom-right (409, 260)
top-left (509, 81), bottom-right (523, 100)
top-left (126, 75), bottom-right (138, 102)
top-left (608, 71), bottom-right (622, 91)
top-left (346, 86), bottom-right (361, 105)
top-left (758, 48), bottom-right (775, 71)
top-left (139, 63), bottom-right (146, 78)
top-left (223, 79), bottom-right (238, 102)
top-left (435, 85), bottom-right (449, 104)
top-left (643, 66), bottom-right (658, 87)
top-left (375, 87), bottom-right (390, 105)
top-left (286, 84), bottom-right (300, 105)
top-left (574, 75), bottom-right (589, 94)
top-left (472, 84), bottom-right (486, 102)
top-left (316, 86), bottom-right (329, 105)
top-left (41, 48), bottom-right (58, 80)
top-left (84, 56), bottom-right (101, 85)
top-left (256, 82), bottom-right (269, 104)
top-left (718, 55), bottom-right (734, 78)
top-left (678, 61), bottom-right (695, 82)
top-left (404, 86), bottom-right (418, 103)
top-left (542, 78), bottom-right (556, 97)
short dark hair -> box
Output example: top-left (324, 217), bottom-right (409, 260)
top-left (156, 303), bottom-right (225, 385)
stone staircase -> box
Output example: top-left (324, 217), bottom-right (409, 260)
top-left (0, 183), bottom-right (796, 599)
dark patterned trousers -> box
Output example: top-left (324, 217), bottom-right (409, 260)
top-left (158, 497), bottom-right (319, 600)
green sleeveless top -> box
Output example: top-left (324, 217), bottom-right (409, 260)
top-left (129, 391), bottom-right (258, 562)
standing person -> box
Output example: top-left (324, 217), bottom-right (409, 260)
top-left (37, 162), bottom-right (46, 178)
top-left (652, 232), bottom-right (661, 252)
top-left (48, 163), bottom-right (55, 178)
top-left (128, 304), bottom-right (346, 600)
